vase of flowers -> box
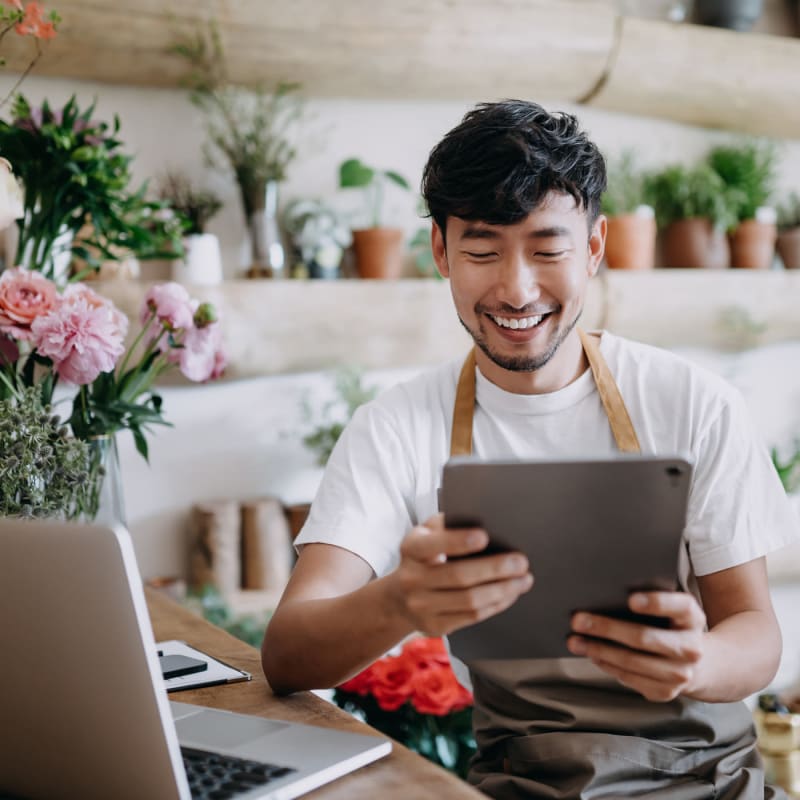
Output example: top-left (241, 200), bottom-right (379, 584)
top-left (283, 198), bottom-right (352, 279)
top-left (0, 94), bottom-right (185, 284)
top-left (0, 269), bottom-right (226, 523)
top-left (334, 636), bottom-right (476, 777)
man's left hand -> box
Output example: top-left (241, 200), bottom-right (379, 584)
top-left (566, 591), bottom-right (706, 702)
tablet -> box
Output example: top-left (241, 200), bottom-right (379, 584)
top-left (441, 455), bottom-right (692, 661)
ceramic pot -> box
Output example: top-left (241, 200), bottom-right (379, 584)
top-left (777, 228), bottom-right (800, 270)
top-left (172, 233), bottom-right (223, 285)
top-left (729, 219), bottom-right (777, 269)
top-left (662, 218), bottom-right (729, 269)
top-left (351, 227), bottom-right (405, 279)
top-left (605, 211), bottom-right (657, 270)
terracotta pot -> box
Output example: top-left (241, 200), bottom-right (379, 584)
top-left (662, 218), bottom-right (729, 269)
top-left (351, 227), bottom-right (405, 279)
top-left (776, 227), bottom-right (800, 270)
top-left (729, 219), bottom-right (777, 269)
top-left (605, 213), bottom-right (657, 270)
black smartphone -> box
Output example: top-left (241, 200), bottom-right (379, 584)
top-left (159, 653), bottom-right (208, 679)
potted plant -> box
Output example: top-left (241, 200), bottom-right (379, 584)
top-left (708, 140), bottom-right (778, 269)
top-left (157, 171), bottom-right (224, 285)
top-left (646, 163), bottom-right (739, 269)
top-left (776, 193), bottom-right (800, 270)
top-left (600, 151), bottom-right (657, 270)
top-left (282, 198), bottom-right (352, 279)
top-left (339, 157), bottom-right (411, 279)
top-left (171, 21), bottom-right (303, 279)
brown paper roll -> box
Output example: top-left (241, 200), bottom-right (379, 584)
top-left (189, 499), bottom-right (241, 595)
top-left (240, 497), bottom-right (294, 593)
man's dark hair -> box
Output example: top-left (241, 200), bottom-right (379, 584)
top-left (421, 100), bottom-right (607, 236)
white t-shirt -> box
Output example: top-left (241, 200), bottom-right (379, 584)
top-left (296, 331), bottom-right (797, 600)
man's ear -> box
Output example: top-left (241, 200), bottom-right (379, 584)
top-left (587, 215), bottom-right (607, 278)
top-left (431, 222), bottom-right (450, 279)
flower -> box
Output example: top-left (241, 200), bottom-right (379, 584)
top-left (334, 636), bottom-right (476, 777)
top-left (0, 273), bottom-right (227, 519)
top-left (13, 1), bottom-right (56, 39)
top-left (0, 157), bottom-right (24, 229)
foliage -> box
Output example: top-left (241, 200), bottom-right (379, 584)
top-left (777, 193), bottom-right (800, 231)
top-left (708, 140), bottom-right (777, 223)
top-left (0, 385), bottom-right (91, 518)
top-left (156, 171), bottom-right (222, 236)
top-left (334, 637), bottom-right (476, 778)
top-left (772, 446), bottom-right (800, 494)
top-left (0, 94), bottom-right (185, 280)
top-left (409, 227), bottom-right (440, 279)
top-left (170, 20), bottom-right (303, 217)
top-left (302, 367), bottom-right (377, 466)
top-left (282, 198), bottom-right (351, 270)
top-left (339, 157), bottom-right (411, 228)
top-left (186, 584), bottom-right (270, 649)
top-left (601, 151), bottom-right (655, 217)
top-left (645, 163), bottom-right (740, 231)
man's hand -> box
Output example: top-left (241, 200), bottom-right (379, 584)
top-left (387, 512), bottom-right (533, 637)
top-left (566, 591), bottom-right (707, 702)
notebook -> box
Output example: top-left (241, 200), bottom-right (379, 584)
top-left (0, 517), bottom-right (390, 800)
top-left (157, 639), bottom-right (251, 692)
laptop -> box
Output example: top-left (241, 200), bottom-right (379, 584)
top-left (0, 518), bottom-right (391, 800)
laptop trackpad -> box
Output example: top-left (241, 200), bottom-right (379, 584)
top-left (176, 709), bottom-right (288, 750)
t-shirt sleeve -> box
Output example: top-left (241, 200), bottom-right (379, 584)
top-left (293, 400), bottom-right (416, 578)
top-left (685, 386), bottom-right (800, 576)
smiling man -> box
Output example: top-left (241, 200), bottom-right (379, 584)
top-left (263, 101), bottom-right (797, 799)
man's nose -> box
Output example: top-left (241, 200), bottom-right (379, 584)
top-left (495, 254), bottom-right (541, 308)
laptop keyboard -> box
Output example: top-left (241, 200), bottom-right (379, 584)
top-left (181, 746), bottom-right (297, 799)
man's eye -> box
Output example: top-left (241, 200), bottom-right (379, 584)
top-left (465, 251), bottom-right (495, 259)
top-left (537, 251), bottom-right (566, 259)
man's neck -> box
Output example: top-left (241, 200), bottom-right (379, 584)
top-left (473, 331), bottom-right (589, 395)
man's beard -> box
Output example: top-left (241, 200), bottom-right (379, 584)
top-left (458, 307), bottom-right (582, 373)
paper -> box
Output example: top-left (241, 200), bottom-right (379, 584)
top-left (156, 639), bottom-right (251, 693)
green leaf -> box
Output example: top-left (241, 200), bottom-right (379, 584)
top-left (131, 426), bottom-right (149, 462)
top-left (339, 158), bottom-right (374, 188)
top-left (384, 170), bottom-right (410, 190)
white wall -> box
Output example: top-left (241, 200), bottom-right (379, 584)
top-left (2, 73), bottom-right (800, 278)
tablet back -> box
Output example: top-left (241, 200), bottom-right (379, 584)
top-left (442, 455), bottom-right (692, 661)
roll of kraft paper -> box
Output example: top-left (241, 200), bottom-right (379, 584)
top-left (240, 497), bottom-right (293, 593)
top-left (189, 499), bottom-right (241, 596)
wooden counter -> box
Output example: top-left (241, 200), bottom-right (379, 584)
top-left (146, 588), bottom-right (483, 800)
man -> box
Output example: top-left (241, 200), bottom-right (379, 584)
top-left (263, 100), bottom-right (797, 798)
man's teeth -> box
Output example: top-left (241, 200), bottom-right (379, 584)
top-left (490, 314), bottom-right (543, 330)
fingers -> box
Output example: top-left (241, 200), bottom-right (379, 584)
top-left (401, 515), bottom-right (490, 563)
top-left (628, 591), bottom-right (707, 631)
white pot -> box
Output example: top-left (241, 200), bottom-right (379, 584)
top-left (172, 233), bottom-right (223, 286)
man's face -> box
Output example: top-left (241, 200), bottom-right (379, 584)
top-left (432, 192), bottom-right (605, 387)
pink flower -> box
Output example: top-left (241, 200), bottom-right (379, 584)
top-left (141, 282), bottom-right (195, 336)
top-left (62, 282), bottom-right (128, 339)
top-left (0, 267), bottom-right (59, 340)
top-left (177, 322), bottom-right (224, 382)
top-left (31, 295), bottom-right (126, 385)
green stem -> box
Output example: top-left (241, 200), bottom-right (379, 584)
top-left (117, 309), bottom-right (158, 378)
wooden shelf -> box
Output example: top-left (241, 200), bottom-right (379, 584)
top-left (3, 1), bottom-right (799, 139)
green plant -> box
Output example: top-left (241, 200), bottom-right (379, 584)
top-left (601, 151), bottom-right (654, 217)
top-left (186, 585), bottom-right (270, 649)
top-left (156, 171), bottom-right (222, 235)
top-left (0, 385), bottom-right (91, 518)
top-left (283, 198), bottom-right (351, 270)
top-left (0, 94), bottom-right (185, 280)
top-left (645, 163), bottom-right (740, 231)
top-left (708, 140), bottom-right (777, 223)
top-left (302, 367), bottom-right (378, 466)
top-left (170, 21), bottom-right (303, 218)
top-left (339, 157), bottom-right (411, 228)
top-left (772, 446), bottom-right (800, 493)
top-left (409, 227), bottom-right (440, 278)
top-left (777, 193), bottom-right (800, 231)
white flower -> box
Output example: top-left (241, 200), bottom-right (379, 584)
top-left (0, 158), bottom-right (24, 231)
top-left (314, 243), bottom-right (343, 270)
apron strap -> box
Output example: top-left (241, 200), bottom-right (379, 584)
top-left (450, 329), bottom-right (640, 457)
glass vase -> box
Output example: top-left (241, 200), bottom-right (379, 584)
top-left (243, 180), bottom-right (285, 279)
top-left (85, 435), bottom-right (127, 527)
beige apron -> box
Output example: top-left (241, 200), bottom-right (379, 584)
top-left (449, 329), bottom-right (781, 800)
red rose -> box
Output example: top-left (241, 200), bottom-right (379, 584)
top-left (337, 665), bottom-right (375, 696)
top-left (369, 656), bottom-right (416, 711)
top-left (411, 664), bottom-right (473, 716)
top-left (401, 636), bottom-right (450, 669)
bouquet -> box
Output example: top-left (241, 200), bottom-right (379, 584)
top-left (334, 637), bottom-right (476, 778)
top-left (0, 268), bottom-right (226, 519)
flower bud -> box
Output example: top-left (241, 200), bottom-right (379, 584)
top-left (193, 302), bottom-right (218, 328)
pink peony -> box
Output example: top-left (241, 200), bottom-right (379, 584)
top-left (0, 267), bottom-right (59, 340)
top-left (141, 282), bottom-right (195, 336)
top-left (62, 282), bottom-right (128, 339)
top-left (177, 321), bottom-right (224, 382)
top-left (31, 295), bottom-right (126, 385)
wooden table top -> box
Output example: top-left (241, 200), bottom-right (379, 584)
top-left (146, 588), bottom-right (484, 800)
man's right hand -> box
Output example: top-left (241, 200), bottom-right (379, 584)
top-left (386, 512), bottom-right (533, 637)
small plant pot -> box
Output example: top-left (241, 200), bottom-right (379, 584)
top-left (352, 227), bottom-right (405, 279)
top-left (172, 233), bottom-right (224, 286)
top-left (777, 228), bottom-right (800, 270)
top-left (694, 0), bottom-right (763, 31)
top-left (662, 218), bottom-right (729, 269)
top-left (605, 212), bottom-right (657, 270)
top-left (729, 219), bottom-right (777, 269)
